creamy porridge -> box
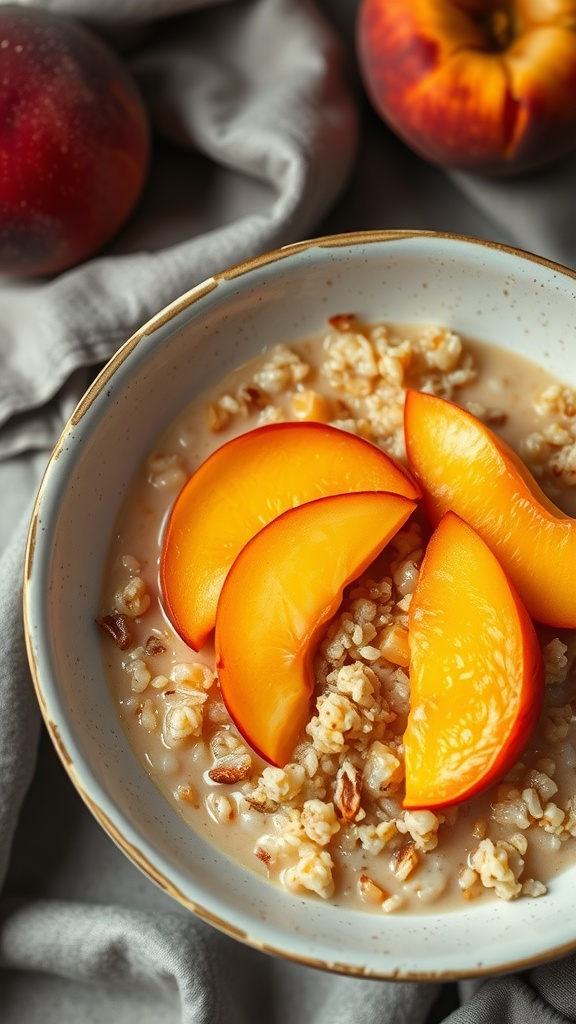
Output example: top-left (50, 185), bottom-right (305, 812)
top-left (99, 315), bottom-right (576, 913)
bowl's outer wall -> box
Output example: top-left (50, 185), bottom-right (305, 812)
top-left (24, 233), bottom-right (576, 978)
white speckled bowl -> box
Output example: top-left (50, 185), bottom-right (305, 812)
top-left (24, 231), bottom-right (576, 979)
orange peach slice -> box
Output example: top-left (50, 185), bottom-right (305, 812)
top-left (404, 511), bottom-right (544, 810)
top-left (161, 421), bottom-right (420, 650)
top-left (404, 389), bottom-right (576, 628)
top-left (216, 490), bottom-right (417, 766)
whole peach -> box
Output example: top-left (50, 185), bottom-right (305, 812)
top-left (0, 6), bottom-right (150, 276)
top-left (357, 0), bottom-right (576, 176)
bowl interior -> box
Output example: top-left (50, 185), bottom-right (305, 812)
top-left (24, 231), bottom-right (576, 978)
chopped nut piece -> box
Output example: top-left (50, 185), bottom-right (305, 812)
top-left (334, 760), bottom-right (364, 822)
top-left (97, 613), bottom-right (133, 651)
top-left (358, 874), bottom-right (389, 904)
top-left (208, 753), bottom-right (252, 785)
top-left (206, 401), bottom-right (230, 433)
top-left (327, 313), bottom-right (356, 332)
top-left (145, 635), bottom-right (167, 656)
top-left (237, 384), bottom-right (267, 409)
top-left (391, 841), bottom-right (419, 881)
top-left (382, 894), bottom-right (405, 914)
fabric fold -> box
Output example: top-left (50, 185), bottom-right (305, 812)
top-left (0, 512), bottom-right (42, 890)
top-left (0, 897), bottom-right (442, 1024)
top-left (0, 0), bottom-right (358, 456)
top-left (451, 967), bottom-right (576, 1024)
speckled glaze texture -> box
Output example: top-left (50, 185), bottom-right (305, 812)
top-left (23, 231), bottom-right (576, 980)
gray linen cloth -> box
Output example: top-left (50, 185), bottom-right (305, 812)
top-left (1, 1), bottom-right (576, 1021)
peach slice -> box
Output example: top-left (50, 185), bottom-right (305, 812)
top-left (404, 511), bottom-right (544, 810)
top-left (215, 490), bottom-right (417, 766)
top-left (404, 389), bottom-right (576, 628)
top-left (161, 421), bottom-right (420, 650)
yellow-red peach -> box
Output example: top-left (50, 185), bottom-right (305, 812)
top-left (404, 511), bottom-right (544, 809)
top-left (357, 0), bottom-right (576, 176)
top-left (216, 490), bottom-right (416, 766)
top-left (161, 421), bottom-right (420, 651)
top-left (404, 389), bottom-right (576, 628)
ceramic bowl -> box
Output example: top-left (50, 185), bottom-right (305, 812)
top-left (23, 230), bottom-right (576, 980)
